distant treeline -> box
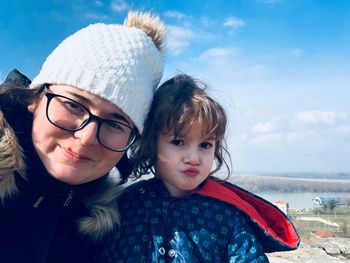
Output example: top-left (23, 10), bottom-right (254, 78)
top-left (233, 172), bottom-right (350, 180)
top-left (229, 176), bottom-right (350, 193)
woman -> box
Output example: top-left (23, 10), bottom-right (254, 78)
top-left (0, 11), bottom-right (164, 263)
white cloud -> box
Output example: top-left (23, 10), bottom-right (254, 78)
top-left (166, 25), bottom-right (194, 55)
top-left (94, 0), bottom-right (104, 7)
top-left (285, 130), bottom-right (314, 143)
top-left (295, 111), bottom-right (346, 125)
top-left (250, 130), bottom-right (313, 145)
top-left (110, 0), bottom-right (129, 12)
top-left (247, 64), bottom-right (273, 77)
top-left (164, 11), bottom-right (187, 20)
top-left (237, 133), bottom-right (248, 142)
top-left (82, 12), bottom-right (109, 21)
top-left (200, 17), bottom-right (211, 27)
top-left (289, 49), bottom-right (303, 57)
top-left (223, 17), bottom-right (245, 29)
top-left (199, 47), bottom-right (237, 60)
top-left (252, 119), bottom-right (279, 133)
top-left (250, 133), bottom-right (283, 145)
top-left (335, 125), bottom-right (350, 134)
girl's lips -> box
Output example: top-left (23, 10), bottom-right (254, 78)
top-left (183, 168), bottom-right (200, 177)
top-left (60, 146), bottom-right (91, 162)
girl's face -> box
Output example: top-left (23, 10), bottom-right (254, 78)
top-left (28, 84), bottom-right (133, 185)
top-left (155, 124), bottom-right (216, 197)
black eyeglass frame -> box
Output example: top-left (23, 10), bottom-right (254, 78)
top-left (44, 92), bottom-right (138, 152)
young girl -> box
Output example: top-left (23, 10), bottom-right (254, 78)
top-left (97, 75), bottom-right (300, 262)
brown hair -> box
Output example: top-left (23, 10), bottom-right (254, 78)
top-left (0, 84), bottom-right (45, 109)
top-left (131, 74), bottom-right (231, 178)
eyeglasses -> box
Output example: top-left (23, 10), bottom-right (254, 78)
top-left (44, 92), bottom-right (138, 152)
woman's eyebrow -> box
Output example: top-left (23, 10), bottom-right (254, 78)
top-left (109, 112), bottom-right (130, 125)
top-left (65, 91), bottom-right (130, 125)
top-left (65, 91), bottom-right (92, 104)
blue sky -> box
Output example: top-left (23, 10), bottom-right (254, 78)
top-left (1, 0), bottom-right (350, 173)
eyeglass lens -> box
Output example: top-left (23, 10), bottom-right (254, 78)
top-left (46, 94), bottom-right (136, 151)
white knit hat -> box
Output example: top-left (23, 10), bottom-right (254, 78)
top-left (30, 13), bottom-right (164, 132)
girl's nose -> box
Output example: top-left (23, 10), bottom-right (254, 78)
top-left (74, 121), bottom-right (99, 146)
top-left (184, 148), bottom-right (200, 166)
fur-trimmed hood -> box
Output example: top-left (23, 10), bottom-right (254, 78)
top-left (0, 108), bottom-right (121, 242)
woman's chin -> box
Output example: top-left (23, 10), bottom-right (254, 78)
top-left (48, 165), bottom-right (88, 185)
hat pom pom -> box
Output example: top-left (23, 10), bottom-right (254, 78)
top-left (124, 11), bottom-right (165, 52)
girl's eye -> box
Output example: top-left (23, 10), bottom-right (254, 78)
top-left (171, 139), bottom-right (184, 146)
top-left (200, 141), bottom-right (213, 149)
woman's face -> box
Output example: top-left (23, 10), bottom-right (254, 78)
top-left (28, 84), bottom-right (133, 185)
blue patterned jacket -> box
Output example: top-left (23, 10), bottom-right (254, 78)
top-left (97, 177), bottom-right (299, 262)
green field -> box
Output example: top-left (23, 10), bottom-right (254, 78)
top-left (289, 206), bottom-right (350, 238)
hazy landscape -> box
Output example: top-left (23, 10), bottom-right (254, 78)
top-left (229, 172), bottom-right (350, 194)
top-left (224, 172), bottom-right (350, 209)
top-left (226, 172), bottom-right (350, 261)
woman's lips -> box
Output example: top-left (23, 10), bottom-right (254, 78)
top-left (183, 168), bottom-right (200, 177)
top-left (61, 146), bottom-right (91, 162)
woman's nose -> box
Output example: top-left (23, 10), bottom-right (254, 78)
top-left (74, 121), bottom-right (99, 146)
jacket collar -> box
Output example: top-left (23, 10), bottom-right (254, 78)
top-left (195, 177), bottom-right (300, 252)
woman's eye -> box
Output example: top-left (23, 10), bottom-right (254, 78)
top-left (64, 100), bottom-right (85, 113)
top-left (105, 121), bottom-right (124, 132)
top-left (171, 139), bottom-right (184, 146)
top-left (200, 142), bottom-right (213, 149)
